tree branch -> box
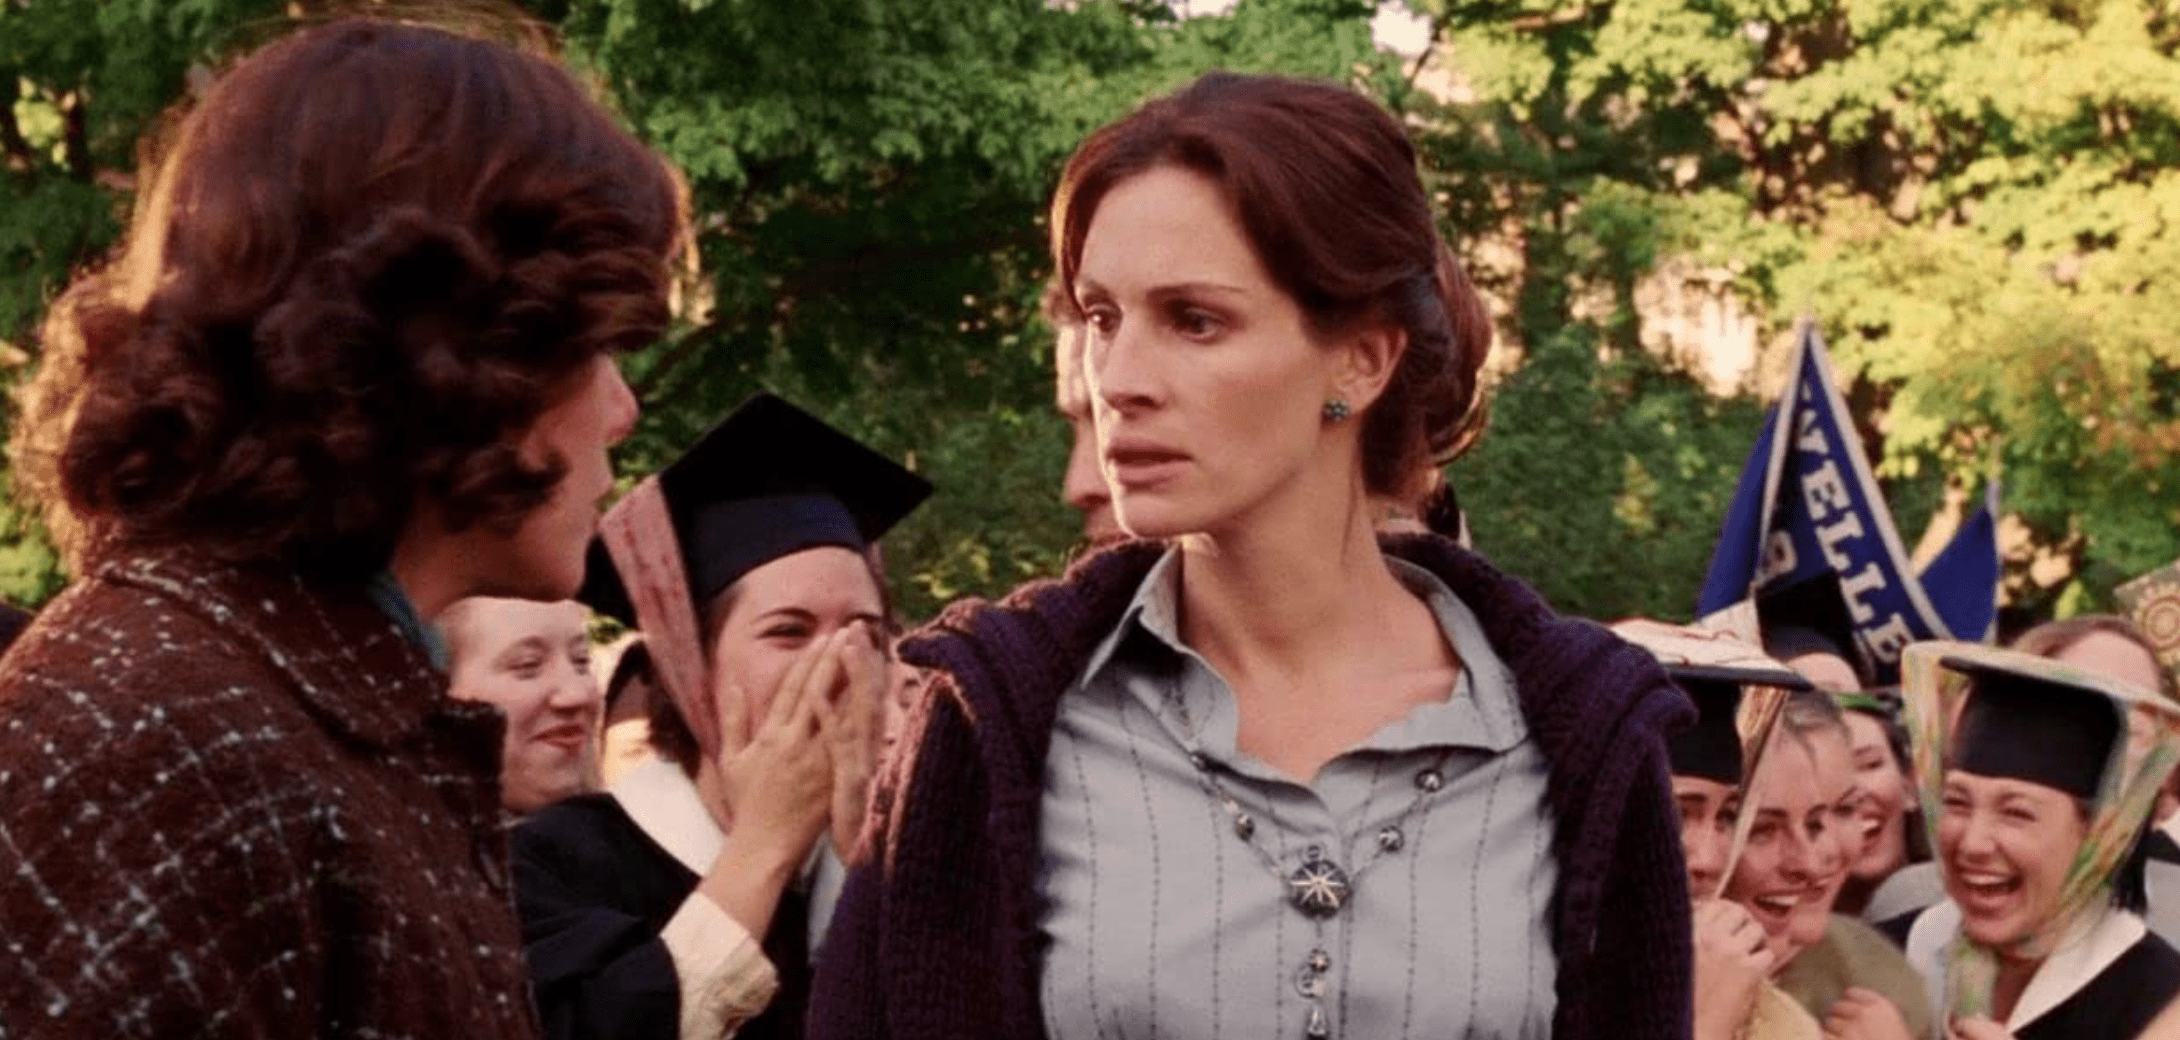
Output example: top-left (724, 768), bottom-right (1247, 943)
top-left (1404, 16), bottom-right (1444, 93)
top-left (61, 91), bottom-right (91, 183)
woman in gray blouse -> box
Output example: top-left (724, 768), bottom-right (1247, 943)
top-left (810, 73), bottom-right (1695, 1040)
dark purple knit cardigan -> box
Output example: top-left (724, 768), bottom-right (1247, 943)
top-left (809, 535), bottom-right (1696, 1040)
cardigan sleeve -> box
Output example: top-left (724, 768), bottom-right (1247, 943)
top-left (809, 672), bottom-right (1005, 1040)
top-left (1578, 721), bottom-right (1697, 1040)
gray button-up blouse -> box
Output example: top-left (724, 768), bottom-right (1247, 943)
top-left (1036, 549), bottom-right (1558, 1040)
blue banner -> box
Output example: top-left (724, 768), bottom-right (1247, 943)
top-left (1697, 323), bottom-right (1999, 684)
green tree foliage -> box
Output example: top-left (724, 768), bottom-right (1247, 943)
top-left (0, 0), bottom-right (1389, 617)
top-left (1414, 0), bottom-right (2180, 613)
top-left (8, 0), bottom-right (2163, 625)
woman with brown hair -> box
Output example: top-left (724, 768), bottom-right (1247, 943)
top-left (810, 72), bottom-right (1694, 1040)
top-left (0, 15), bottom-right (682, 1039)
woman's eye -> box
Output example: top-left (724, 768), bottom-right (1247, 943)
top-left (506, 656), bottom-right (547, 679)
top-left (765, 625), bottom-right (812, 642)
top-left (1172, 308), bottom-right (1222, 339)
top-left (1083, 306), bottom-right (1119, 335)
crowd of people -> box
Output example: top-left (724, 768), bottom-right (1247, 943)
top-left (1, 10), bottom-right (2178, 1040)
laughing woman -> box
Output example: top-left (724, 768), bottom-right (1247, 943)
top-left (810, 73), bottom-right (1695, 1040)
top-left (1890, 642), bottom-right (2180, 1039)
top-left (1724, 692), bottom-right (1933, 1039)
top-left (512, 395), bottom-right (928, 1040)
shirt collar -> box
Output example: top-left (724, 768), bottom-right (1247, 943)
top-left (1076, 546), bottom-right (1184, 689)
top-left (1076, 546), bottom-right (1528, 760)
top-left (366, 570), bottom-right (451, 671)
top-left (610, 757), bottom-right (725, 876)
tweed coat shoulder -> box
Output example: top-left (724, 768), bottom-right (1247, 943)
top-left (0, 549), bottom-right (540, 1040)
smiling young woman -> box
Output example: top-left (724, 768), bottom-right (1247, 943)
top-left (810, 72), bottom-right (1697, 1040)
top-left (1728, 692), bottom-right (1934, 1040)
top-left (443, 597), bottom-right (605, 816)
top-left (1888, 643), bottom-right (2180, 1040)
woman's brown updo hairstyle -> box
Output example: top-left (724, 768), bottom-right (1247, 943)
top-left (1048, 72), bottom-right (1492, 500)
top-left (15, 14), bottom-right (685, 581)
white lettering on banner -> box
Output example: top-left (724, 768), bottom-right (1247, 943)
top-left (1863, 613), bottom-right (1915, 666)
top-left (1839, 562), bottom-right (1888, 623)
top-left (1803, 459), bottom-right (1851, 518)
top-left (1816, 512), bottom-right (1865, 572)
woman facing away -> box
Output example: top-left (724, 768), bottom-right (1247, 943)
top-left (0, 15), bottom-right (681, 1040)
top-left (810, 72), bottom-right (1695, 1040)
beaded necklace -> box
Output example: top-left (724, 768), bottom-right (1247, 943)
top-left (1161, 691), bottom-right (1455, 1040)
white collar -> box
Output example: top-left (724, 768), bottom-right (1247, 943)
top-left (609, 757), bottom-right (725, 876)
top-left (1906, 899), bottom-right (2147, 1030)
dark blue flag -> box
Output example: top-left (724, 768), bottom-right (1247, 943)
top-left (1697, 323), bottom-right (1998, 683)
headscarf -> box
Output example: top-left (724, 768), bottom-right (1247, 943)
top-left (1900, 640), bottom-right (2180, 1018)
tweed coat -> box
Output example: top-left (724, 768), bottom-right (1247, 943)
top-left (0, 548), bottom-right (541, 1040)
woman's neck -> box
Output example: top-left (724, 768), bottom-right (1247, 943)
top-left (1175, 488), bottom-right (1398, 679)
top-left (1991, 951), bottom-right (2044, 1023)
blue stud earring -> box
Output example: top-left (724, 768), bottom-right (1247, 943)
top-left (1322, 397), bottom-right (1352, 423)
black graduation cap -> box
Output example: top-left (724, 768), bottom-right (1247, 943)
top-left (1668, 674), bottom-right (1748, 786)
top-left (1661, 663), bottom-right (1813, 786)
top-left (1947, 656), bottom-right (2124, 801)
top-left (1759, 571), bottom-right (1872, 686)
top-left (578, 393), bottom-right (933, 626)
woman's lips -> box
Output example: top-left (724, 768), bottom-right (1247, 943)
top-left (1105, 445), bottom-right (1190, 488)
top-left (534, 723), bottom-right (590, 754)
top-left (1953, 869), bottom-right (2023, 917)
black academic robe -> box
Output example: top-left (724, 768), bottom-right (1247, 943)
top-left (1886, 905), bottom-right (2180, 1039)
top-left (2011, 934), bottom-right (2180, 1040)
top-left (512, 793), bottom-right (809, 1040)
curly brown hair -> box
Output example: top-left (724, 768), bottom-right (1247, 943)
top-left (15, 14), bottom-right (685, 582)
top-left (1049, 72), bottom-right (1494, 500)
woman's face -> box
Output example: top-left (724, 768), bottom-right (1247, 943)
top-left (1073, 165), bottom-right (1352, 540)
top-left (502, 353), bottom-right (640, 599)
top-left (1673, 775), bottom-right (1741, 898)
top-left (1937, 771), bottom-right (2087, 949)
top-left (1725, 727), bottom-right (1859, 967)
top-left (446, 597), bottom-right (602, 814)
top-left (706, 546), bottom-right (887, 756)
top-left (1843, 711), bottom-right (1914, 882)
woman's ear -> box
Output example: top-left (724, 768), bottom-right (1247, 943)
top-left (1334, 323), bottom-right (1406, 413)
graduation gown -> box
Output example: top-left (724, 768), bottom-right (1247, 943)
top-left (1899, 901), bottom-right (2180, 1039)
top-left (512, 761), bottom-right (812, 1040)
